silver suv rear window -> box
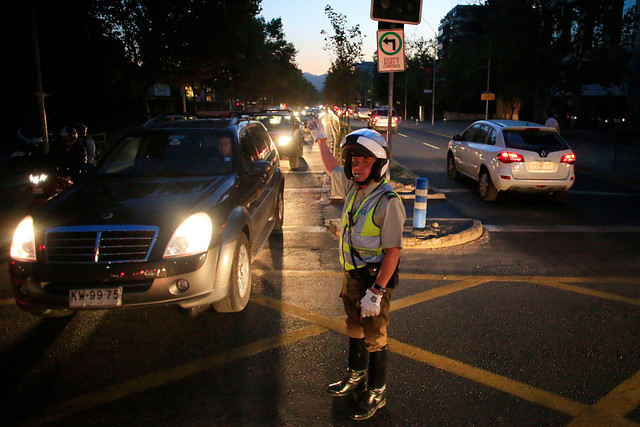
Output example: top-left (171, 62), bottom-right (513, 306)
top-left (503, 129), bottom-right (569, 152)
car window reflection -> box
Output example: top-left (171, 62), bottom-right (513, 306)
top-left (97, 130), bottom-right (235, 176)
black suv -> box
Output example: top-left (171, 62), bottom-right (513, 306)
top-left (10, 115), bottom-right (284, 316)
top-left (253, 109), bottom-right (304, 169)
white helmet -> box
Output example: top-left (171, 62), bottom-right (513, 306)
top-left (340, 128), bottom-right (389, 183)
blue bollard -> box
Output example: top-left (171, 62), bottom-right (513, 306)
top-left (413, 177), bottom-right (428, 229)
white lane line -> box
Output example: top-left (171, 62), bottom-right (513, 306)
top-left (484, 224), bottom-right (640, 233)
top-left (398, 133), bottom-right (409, 137)
top-left (422, 142), bottom-right (440, 150)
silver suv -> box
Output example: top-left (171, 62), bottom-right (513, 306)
top-left (447, 120), bottom-right (576, 201)
top-left (367, 108), bottom-right (398, 133)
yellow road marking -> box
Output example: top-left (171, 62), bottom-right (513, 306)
top-left (28, 324), bottom-right (328, 426)
top-left (389, 339), bottom-right (588, 417)
top-left (567, 370), bottom-right (640, 426)
top-left (391, 277), bottom-right (486, 311)
top-left (19, 272), bottom-right (640, 425)
top-left (531, 278), bottom-right (640, 306)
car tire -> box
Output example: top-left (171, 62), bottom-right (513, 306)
top-left (549, 190), bottom-right (568, 202)
top-left (289, 155), bottom-right (300, 170)
top-left (272, 189), bottom-right (284, 234)
top-left (479, 169), bottom-right (498, 202)
top-left (213, 233), bottom-right (251, 313)
top-left (447, 154), bottom-right (460, 179)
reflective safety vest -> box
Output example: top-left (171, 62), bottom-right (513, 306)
top-left (340, 179), bottom-right (399, 270)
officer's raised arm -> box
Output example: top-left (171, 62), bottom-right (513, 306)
top-left (307, 115), bottom-right (339, 174)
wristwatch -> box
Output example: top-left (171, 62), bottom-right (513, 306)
top-left (372, 283), bottom-right (386, 295)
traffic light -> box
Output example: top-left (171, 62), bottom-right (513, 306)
top-left (371, 0), bottom-right (422, 25)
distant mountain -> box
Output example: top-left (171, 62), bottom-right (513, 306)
top-left (303, 73), bottom-right (326, 92)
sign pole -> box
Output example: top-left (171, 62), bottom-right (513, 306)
top-left (387, 70), bottom-right (393, 172)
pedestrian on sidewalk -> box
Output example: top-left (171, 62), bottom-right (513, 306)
top-left (545, 113), bottom-right (560, 133)
top-left (307, 116), bottom-right (406, 421)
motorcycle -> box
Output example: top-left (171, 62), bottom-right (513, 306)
top-left (28, 167), bottom-right (75, 208)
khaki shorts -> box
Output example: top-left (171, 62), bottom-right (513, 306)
top-left (340, 269), bottom-right (398, 352)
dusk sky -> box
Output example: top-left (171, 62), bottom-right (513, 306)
top-left (260, 0), bottom-right (462, 75)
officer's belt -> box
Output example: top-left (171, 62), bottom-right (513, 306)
top-left (345, 263), bottom-right (381, 279)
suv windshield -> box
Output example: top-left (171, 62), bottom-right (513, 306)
top-left (97, 129), bottom-right (235, 176)
top-left (503, 129), bottom-right (569, 151)
top-left (255, 114), bottom-right (295, 130)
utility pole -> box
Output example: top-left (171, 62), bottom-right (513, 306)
top-left (485, 52), bottom-right (491, 120)
top-left (30, 0), bottom-right (49, 153)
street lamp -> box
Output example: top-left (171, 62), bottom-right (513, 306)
top-left (423, 20), bottom-right (438, 126)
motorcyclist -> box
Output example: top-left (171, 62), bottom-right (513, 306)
top-left (47, 126), bottom-right (88, 179)
top-left (73, 122), bottom-right (96, 165)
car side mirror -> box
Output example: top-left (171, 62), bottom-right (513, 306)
top-left (250, 160), bottom-right (270, 176)
top-left (453, 134), bottom-right (461, 141)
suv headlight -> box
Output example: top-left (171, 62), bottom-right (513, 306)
top-left (163, 212), bottom-right (213, 258)
top-left (11, 216), bottom-right (37, 261)
top-left (278, 136), bottom-right (292, 146)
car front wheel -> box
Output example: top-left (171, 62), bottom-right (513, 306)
top-left (213, 233), bottom-right (251, 312)
top-left (272, 189), bottom-right (284, 234)
top-left (479, 169), bottom-right (498, 202)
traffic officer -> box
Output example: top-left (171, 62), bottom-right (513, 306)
top-left (307, 115), bottom-right (405, 421)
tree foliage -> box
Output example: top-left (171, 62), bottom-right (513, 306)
top-left (436, 0), bottom-right (635, 123)
top-left (6, 0), bottom-right (317, 137)
top-left (321, 5), bottom-right (364, 105)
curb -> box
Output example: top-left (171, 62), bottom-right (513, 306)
top-left (325, 217), bottom-right (484, 249)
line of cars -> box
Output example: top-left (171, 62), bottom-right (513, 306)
top-left (10, 112), bottom-right (292, 317)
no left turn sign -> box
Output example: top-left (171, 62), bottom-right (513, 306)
top-left (377, 29), bottom-right (405, 73)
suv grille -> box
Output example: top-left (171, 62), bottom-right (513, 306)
top-left (45, 225), bottom-right (159, 263)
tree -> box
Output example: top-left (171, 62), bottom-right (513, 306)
top-left (321, 5), bottom-right (364, 106)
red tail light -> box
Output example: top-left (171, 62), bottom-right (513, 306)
top-left (561, 153), bottom-right (576, 164)
top-left (497, 152), bottom-right (524, 163)
top-left (393, 117), bottom-right (399, 124)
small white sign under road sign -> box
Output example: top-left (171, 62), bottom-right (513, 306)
top-left (377, 29), bottom-right (405, 73)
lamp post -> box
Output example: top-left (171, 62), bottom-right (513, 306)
top-left (423, 20), bottom-right (438, 126)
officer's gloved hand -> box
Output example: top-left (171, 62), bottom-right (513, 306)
top-left (307, 116), bottom-right (327, 141)
top-left (360, 289), bottom-right (381, 317)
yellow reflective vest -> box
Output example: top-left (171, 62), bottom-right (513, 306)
top-left (340, 179), bottom-right (399, 270)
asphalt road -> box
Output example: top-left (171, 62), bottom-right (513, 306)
top-left (0, 121), bottom-right (639, 426)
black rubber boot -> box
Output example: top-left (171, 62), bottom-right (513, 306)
top-left (327, 338), bottom-right (368, 396)
top-left (351, 346), bottom-right (388, 421)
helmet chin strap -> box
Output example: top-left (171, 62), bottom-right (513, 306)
top-left (354, 172), bottom-right (374, 188)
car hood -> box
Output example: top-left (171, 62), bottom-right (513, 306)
top-left (267, 129), bottom-right (294, 138)
top-left (32, 174), bottom-right (235, 229)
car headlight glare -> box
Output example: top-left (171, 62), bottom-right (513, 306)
top-left (278, 136), bottom-right (292, 146)
top-left (163, 212), bottom-right (213, 258)
top-left (11, 216), bottom-right (37, 261)
top-left (29, 173), bottom-right (48, 185)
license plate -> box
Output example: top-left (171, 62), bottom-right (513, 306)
top-left (69, 287), bottom-right (123, 308)
top-left (530, 161), bottom-right (554, 171)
